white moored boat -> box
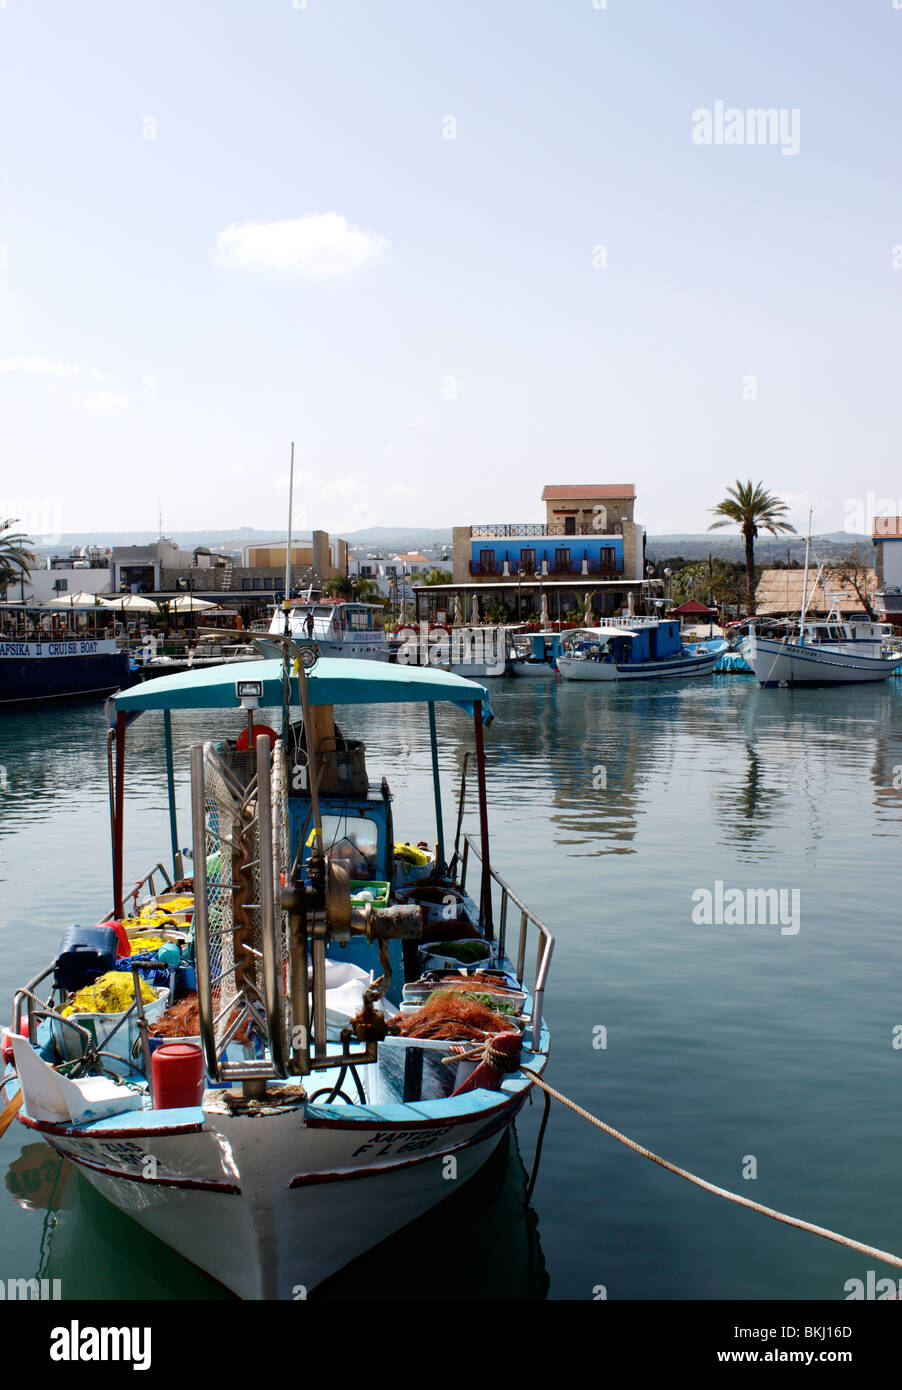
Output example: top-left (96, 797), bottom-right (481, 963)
top-left (740, 615), bottom-right (902, 686)
top-left (4, 644), bottom-right (552, 1299)
top-left (261, 599), bottom-right (392, 662)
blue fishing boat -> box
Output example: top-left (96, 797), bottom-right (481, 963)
top-left (3, 642), bottom-right (552, 1299)
top-left (556, 618), bottom-right (727, 682)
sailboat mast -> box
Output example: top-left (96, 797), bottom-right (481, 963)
top-left (798, 506), bottom-right (812, 640)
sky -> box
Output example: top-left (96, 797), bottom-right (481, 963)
top-left (1, 0), bottom-right (901, 542)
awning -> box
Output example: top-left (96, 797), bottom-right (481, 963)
top-left (568, 625), bottom-right (638, 639)
top-left (113, 656), bottom-right (494, 721)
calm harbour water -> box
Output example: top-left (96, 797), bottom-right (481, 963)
top-left (1, 674), bottom-right (901, 1301)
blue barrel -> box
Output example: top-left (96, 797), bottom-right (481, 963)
top-left (53, 925), bottom-right (119, 992)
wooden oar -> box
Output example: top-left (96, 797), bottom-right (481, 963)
top-left (0, 1090), bottom-right (23, 1140)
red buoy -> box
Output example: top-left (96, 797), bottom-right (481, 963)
top-left (1, 1017), bottom-right (28, 1067)
top-left (151, 1042), bottom-right (204, 1109)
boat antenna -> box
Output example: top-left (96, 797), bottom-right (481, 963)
top-left (283, 441), bottom-right (295, 636)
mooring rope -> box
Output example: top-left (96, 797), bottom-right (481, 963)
top-left (519, 1065), bottom-right (902, 1270)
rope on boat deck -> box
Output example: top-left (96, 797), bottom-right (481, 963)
top-left (518, 1066), bottom-right (902, 1272)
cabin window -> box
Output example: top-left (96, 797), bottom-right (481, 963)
top-left (319, 815), bottom-right (381, 879)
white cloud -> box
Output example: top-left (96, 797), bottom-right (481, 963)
top-left (73, 390), bottom-right (130, 412)
top-left (0, 356), bottom-right (107, 383)
top-left (215, 214), bottom-right (389, 280)
top-left (0, 355), bottom-right (82, 378)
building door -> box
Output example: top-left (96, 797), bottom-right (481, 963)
top-left (564, 516), bottom-right (576, 535)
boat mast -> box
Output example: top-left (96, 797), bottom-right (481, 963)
top-left (798, 506), bottom-right (813, 641)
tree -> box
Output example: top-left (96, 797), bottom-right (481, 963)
top-left (708, 481), bottom-right (796, 616)
top-left (830, 551), bottom-right (878, 621)
top-left (670, 559), bottom-right (746, 611)
top-left (0, 519), bottom-right (37, 598)
top-left (324, 575), bottom-right (382, 602)
top-left (422, 568), bottom-right (452, 586)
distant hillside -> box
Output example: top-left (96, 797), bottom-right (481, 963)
top-left (31, 526), bottom-right (872, 565)
top-left (645, 532), bottom-right (872, 565)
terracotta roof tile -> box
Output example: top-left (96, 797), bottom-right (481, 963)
top-left (541, 484), bottom-right (635, 501)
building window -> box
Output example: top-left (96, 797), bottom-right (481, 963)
top-left (242, 579), bottom-right (251, 591)
top-left (252, 577), bottom-right (263, 590)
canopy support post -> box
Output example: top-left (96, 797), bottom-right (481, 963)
top-left (113, 712), bottom-right (126, 919)
top-left (427, 703), bottom-right (445, 873)
top-left (473, 703), bottom-right (493, 933)
top-left (163, 709), bottom-right (182, 881)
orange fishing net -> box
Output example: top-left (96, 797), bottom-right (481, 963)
top-left (150, 993), bottom-right (199, 1038)
top-left (389, 992), bottom-right (512, 1041)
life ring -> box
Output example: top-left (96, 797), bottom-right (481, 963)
top-left (236, 723), bottom-right (279, 751)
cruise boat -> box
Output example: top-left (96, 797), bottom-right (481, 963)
top-left (739, 613), bottom-right (902, 686)
top-left (263, 600), bottom-right (391, 662)
top-left (3, 644), bottom-right (552, 1299)
top-left (0, 604), bottom-right (130, 707)
top-left (556, 618), bottom-right (727, 682)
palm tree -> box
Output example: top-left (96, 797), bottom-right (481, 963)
top-left (0, 519), bottom-right (37, 599)
top-left (708, 481), bottom-right (796, 616)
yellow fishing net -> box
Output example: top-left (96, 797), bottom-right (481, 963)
top-left (60, 971), bottom-right (157, 1018)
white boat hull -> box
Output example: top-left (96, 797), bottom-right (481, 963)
top-left (740, 633), bottom-right (902, 686)
top-left (21, 1078), bottom-right (533, 1299)
top-left (557, 648), bottom-right (722, 682)
top-left (258, 638), bottom-right (392, 662)
top-left (510, 662), bottom-right (558, 678)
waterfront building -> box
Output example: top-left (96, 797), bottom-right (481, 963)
top-left (754, 567), bottom-right (878, 619)
top-left (427, 482), bottom-right (649, 623)
top-left (872, 517), bottom-right (902, 630)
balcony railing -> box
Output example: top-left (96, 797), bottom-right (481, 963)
top-left (469, 559), bottom-right (624, 578)
top-left (470, 522), bottom-right (623, 538)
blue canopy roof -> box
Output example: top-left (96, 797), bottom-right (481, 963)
top-left (113, 657), bottom-right (493, 721)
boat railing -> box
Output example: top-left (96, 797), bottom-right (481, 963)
top-left (459, 834), bottom-right (553, 1054)
top-left (118, 861), bottom-right (175, 915)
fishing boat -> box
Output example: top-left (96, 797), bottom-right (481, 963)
top-left (510, 631), bottom-right (562, 677)
top-left (556, 618), bottom-right (727, 682)
top-left (262, 600), bottom-right (392, 662)
top-left (739, 613), bottom-right (902, 686)
top-left (0, 603), bottom-right (130, 707)
top-left (3, 642), bottom-right (552, 1299)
